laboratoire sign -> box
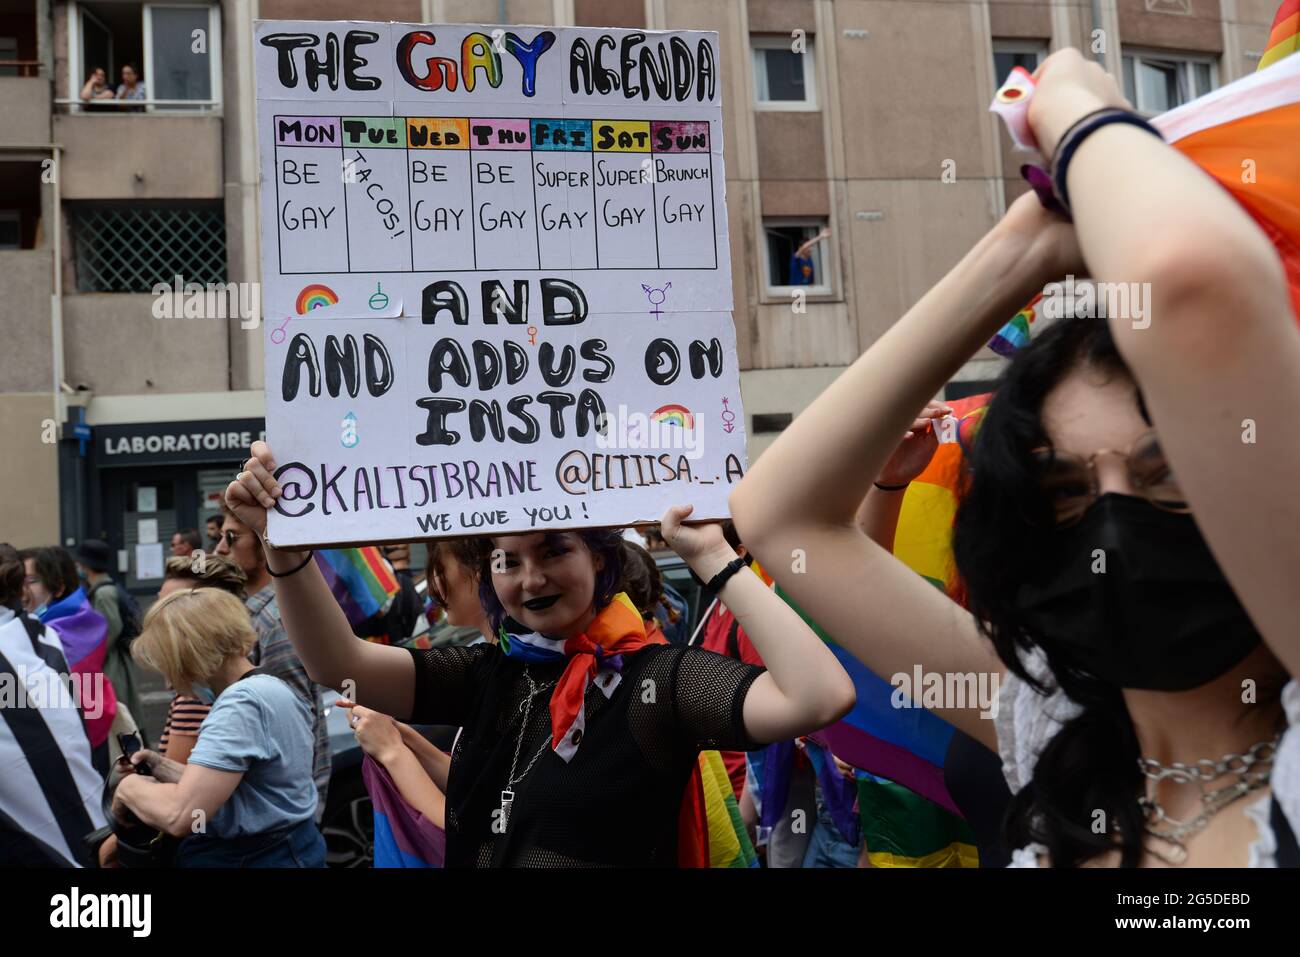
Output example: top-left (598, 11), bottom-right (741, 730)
top-left (255, 20), bottom-right (747, 546)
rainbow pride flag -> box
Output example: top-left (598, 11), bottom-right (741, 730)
top-left (1260, 0), bottom-right (1300, 72)
top-left (776, 584), bottom-right (961, 816)
top-left (856, 771), bottom-right (978, 868)
top-left (678, 749), bottom-right (759, 868)
top-left (991, 34), bottom-right (1300, 356)
top-left (892, 394), bottom-right (992, 597)
top-left (315, 547), bottom-right (400, 629)
top-left (768, 393), bottom-right (991, 832)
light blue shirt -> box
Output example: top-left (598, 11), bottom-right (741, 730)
top-left (187, 674), bottom-right (317, 837)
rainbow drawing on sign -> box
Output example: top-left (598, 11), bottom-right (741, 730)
top-left (296, 284), bottom-right (339, 314)
top-left (651, 404), bottom-right (694, 428)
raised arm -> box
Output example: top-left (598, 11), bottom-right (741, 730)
top-left (1028, 50), bottom-right (1300, 673)
top-left (661, 505), bottom-right (855, 745)
top-left (854, 400), bottom-right (951, 549)
top-left (226, 441), bottom-right (416, 718)
top-left (730, 195), bottom-right (1078, 747)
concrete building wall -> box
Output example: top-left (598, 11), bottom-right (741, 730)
top-left (53, 115), bottom-right (225, 200)
top-left (61, 294), bottom-right (232, 395)
top-left (0, 77), bottom-right (53, 147)
top-left (0, 394), bottom-right (61, 546)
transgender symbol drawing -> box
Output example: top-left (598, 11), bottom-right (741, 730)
top-left (641, 281), bottom-right (671, 320)
top-left (721, 396), bottom-right (736, 434)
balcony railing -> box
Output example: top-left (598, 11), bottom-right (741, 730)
top-left (55, 98), bottom-right (221, 115)
top-left (0, 60), bottom-right (42, 77)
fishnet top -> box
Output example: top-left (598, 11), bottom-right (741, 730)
top-left (406, 642), bottom-right (765, 867)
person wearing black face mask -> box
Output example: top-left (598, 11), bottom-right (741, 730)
top-left (731, 47), bottom-right (1300, 869)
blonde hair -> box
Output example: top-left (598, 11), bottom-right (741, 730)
top-left (131, 588), bottom-right (257, 693)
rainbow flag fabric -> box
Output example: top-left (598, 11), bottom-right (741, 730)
top-left (678, 749), bottom-right (759, 868)
top-left (991, 36), bottom-right (1300, 356)
top-left (776, 584), bottom-right (961, 816)
top-left (315, 547), bottom-right (400, 629)
top-left (856, 771), bottom-right (978, 868)
top-left (1260, 0), bottom-right (1300, 72)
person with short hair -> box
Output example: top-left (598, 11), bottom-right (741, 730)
top-left (113, 588), bottom-right (326, 867)
top-left (19, 545), bottom-right (118, 774)
top-left (205, 516), bottom-right (223, 549)
top-left (215, 505), bottom-right (330, 820)
top-left (170, 529), bottom-right (202, 558)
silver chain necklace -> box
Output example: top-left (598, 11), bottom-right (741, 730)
top-left (498, 666), bottom-right (555, 834)
top-left (1136, 733), bottom-right (1280, 865)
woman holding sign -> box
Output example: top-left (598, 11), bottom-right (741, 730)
top-left (226, 445), bottom-right (855, 866)
top-left (730, 49), bottom-right (1300, 868)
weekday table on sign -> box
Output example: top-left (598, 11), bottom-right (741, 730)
top-left (273, 115), bottom-right (719, 275)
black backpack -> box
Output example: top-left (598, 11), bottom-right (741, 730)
top-left (90, 580), bottom-right (142, 649)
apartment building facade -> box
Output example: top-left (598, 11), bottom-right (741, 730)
top-left (0, 0), bottom-right (1282, 584)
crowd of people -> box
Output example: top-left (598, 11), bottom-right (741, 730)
top-left (2, 48), bottom-right (1297, 869)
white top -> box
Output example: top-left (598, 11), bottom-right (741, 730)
top-left (996, 648), bottom-right (1300, 868)
top-left (0, 607), bottom-right (107, 865)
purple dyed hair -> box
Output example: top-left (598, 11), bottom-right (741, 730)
top-left (472, 529), bottom-right (626, 633)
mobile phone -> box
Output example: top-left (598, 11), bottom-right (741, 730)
top-left (116, 732), bottom-right (151, 776)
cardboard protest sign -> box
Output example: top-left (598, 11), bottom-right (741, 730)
top-left (255, 20), bottom-right (746, 546)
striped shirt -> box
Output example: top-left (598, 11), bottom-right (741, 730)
top-left (246, 585), bottom-right (331, 820)
top-left (0, 607), bottom-right (106, 866)
top-left (157, 695), bottom-right (210, 752)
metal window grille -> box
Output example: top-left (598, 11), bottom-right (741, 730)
top-left (68, 204), bottom-right (227, 292)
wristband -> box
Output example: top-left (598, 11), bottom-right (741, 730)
top-left (1050, 109), bottom-right (1163, 214)
top-left (873, 481), bottom-right (910, 492)
top-left (267, 549), bottom-right (315, 578)
top-left (705, 556), bottom-right (748, 595)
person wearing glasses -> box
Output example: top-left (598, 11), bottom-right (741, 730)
top-left (215, 505), bottom-right (331, 821)
top-left (730, 48), bottom-right (1300, 868)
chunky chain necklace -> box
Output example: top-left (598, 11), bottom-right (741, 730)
top-left (1136, 733), bottom-right (1280, 865)
top-left (498, 666), bottom-right (556, 834)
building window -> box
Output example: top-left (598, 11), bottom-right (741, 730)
top-left (764, 219), bottom-right (831, 293)
top-left (752, 35), bottom-right (816, 110)
top-left (67, 2), bottom-right (221, 112)
top-left (992, 39), bottom-right (1048, 86)
top-left (1122, 49), bottom-right (1217, 114)
top-left (68, 202), bottom-right (227, 292)
top-left (0, 211), bottom-right (20, 250)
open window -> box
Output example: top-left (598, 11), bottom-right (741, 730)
top-left (67, 1), bottom-right (221, 112)
top-left (763, 218), bottom-right (832, 295)
top-left (0, 0), bottom-right (39, 77)
top-left (0, 161), bottom-right (44, 249)
top-left (1121, 48), bottom-right (1217, 115)
top-left (992, 39), bottom-right (1048, 86)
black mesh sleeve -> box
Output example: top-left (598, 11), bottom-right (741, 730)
top-left (405, 643), bottom-right (495, 725)
top-left (668, 645), bottom-right (765, 752)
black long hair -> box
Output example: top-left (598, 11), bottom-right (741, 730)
top-left (472, 529), bottom-right (626, 633)
top-left (952, 317), bottom-right (1150, 867)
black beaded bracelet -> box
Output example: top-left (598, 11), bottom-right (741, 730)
top-left (705, 556), bottom-right (748, 595)
top-left (873, 481), bottom-right (910, 492)
top-left (1050, 108), bottom-right (1163, 215)
top-left (267, 549), bottom-right (315, 578)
